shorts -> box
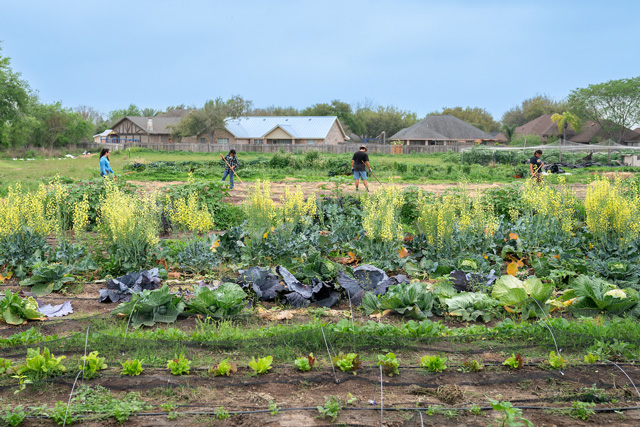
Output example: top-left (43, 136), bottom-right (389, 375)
top-left (354, 171), bottom-right (367, 180)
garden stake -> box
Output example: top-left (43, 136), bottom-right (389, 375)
top-left (608, 361), bottom-right (640, 398)
top-left (64, 326), bottom-right (91, 427)
top-left (81, 326), bottom-right (89, 382)
top-left (321, 327), bottom-right (338, 383)
top-left (419, 411), bottom-right (424, 427)
top-left (531, 299), bottom-right (564, 376)
top-left (220, 153), bottom-right (244, 184)
top-left (362, 161), bottom-right (384, 186)
top-left (380, 365), bottom-right (384, 426)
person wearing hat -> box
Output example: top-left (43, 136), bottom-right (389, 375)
top-left (221, 149), bottom-right (238, 190)
top-left (351, 145), bottom-right (372, 192)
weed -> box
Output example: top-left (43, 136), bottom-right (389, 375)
top-left (570, 401), bottom-right (595, 420)
top-left (167, 353), bottom-right (191, 376)
top-left (159, 402), bottom-right (176, 412)
top-left (249, 356), bottom-right (273, 375)
top-left (488, 399), bottom-right (533, 427)
top-left (317, 396), bottom-right (343, 422)
top-left (470, 403), bottom-right (482, 416)
top-left (269, 401), bottom-right (280, 416)
top-left (584, 353), bottom-right (600, 364)
top-left (377, 352), bottom-right (400, 377)
top-left (1, 405), bottom-right (26, 426)
top-left (214, 406), bottom-right (230, 420)
top-left (502, 353), bottom-right (525, 370)
top-left (420, 355), bottom-right (447, 372)
top-left (120, 359), bottom-right (144, 376)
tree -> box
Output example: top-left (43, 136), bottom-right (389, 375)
top-left (429, 106), bottom-right (499, 132)
top-left (107, 104), bottom-right (142, 124)
top-left (141, 108), bottom-right (161, 117)
top-left (31, 103), bottom-right (93, 150)
top-left (353, 105), bottom-right (418, 140)
top-left (301, 100), bottom-right (357, 131)
top-left (551, 111), bottom-right (581, 162)
top-left (567, 77), bottom-right (640, 144)
top-left (170, 95), bottom-right (252, 142)
top-left (0, 45), bottom-right (32, 147)
top-left (248, 105), bottom-right (300, 116)
top-left (502, 123), bottom-right (517, 143)
top-left (502, 94), bottom-right (567, 126)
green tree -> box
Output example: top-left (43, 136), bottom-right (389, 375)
top-left (502, 94), bottom-right (567, 126)
top-left (302, 100), bottom-right (357, 131)
top-left (430, 106), bottom-right (499, 132)
top-left (568, 77), bottom-right (640, 144)
top-left (248, 105), bottom-right (300, 116)
top-left (141, 107), bottom-right (161, 117)
top-left (31, 103), bottom-right (93, 150)
top-left (170, 95), bottom-right (252, 142)
top-left (0, 46), bottom-right (32, 147)
top-left (502, 123), bottom-right (517, 143)
top-left (107, 104), bottom-right (142, 123)
top-left (352, 105), bottom-right (418, 140)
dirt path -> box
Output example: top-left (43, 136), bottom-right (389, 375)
top-left (128, 180), bottom-right (590, 204)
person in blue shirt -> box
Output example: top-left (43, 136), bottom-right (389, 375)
top-left (99, 148), bottom-right (114, 177)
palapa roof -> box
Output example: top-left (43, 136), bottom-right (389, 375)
top-left (391, 115), bottom-right (493, 140)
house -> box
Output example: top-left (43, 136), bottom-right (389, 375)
top-left (111, 113), bottom-right (348, 145)
top-left (214, 116), bottom-right (349, 145)
top-left (390, 115), bottom-right (494, 145)
top-left (93, 129), bottom-right (118, 144)
top-left (110, 109), bottom-right (194, 144)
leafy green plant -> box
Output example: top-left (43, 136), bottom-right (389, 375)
top-left (503, 353), bottom-right (525, 370)
top-left (420, 355), bottom-right (447, 372)
top-left (444, 292), bottom-right (498, 322)
top-left (1, 405), bottom-right (26, 426)
top-left (377, 352), bottom-right (400, 377)
top-left (174, 238), bottom-right (220, 274)
top-left (112, 285), bottom-right (186, 328)
top-left (248, 356), bottom-right (273, 375)
top-left (19, 263), bottom-right (75, 296)
top-left (317, 396), bottom-right (343, 422)
top-left (491, 275), bottom-right (554, 319)
top-left (331, 353), bottom-right (361, 373)
top-left (570, 401), bottom-right (595, 421)
top-left (214, 406), bottom-right (230, 420)
top-left (209, 358), bottom-right (237, 376)
top-left (10, 375), bottom-right (31, 395)
top-left (79, 351), bottom-right (108, 379)
top-left (547, 351), bottom-right (566, 369)
top-left (584, 353), bottom-right (600, 364)
top-left (269, 401), bottom-right (280, 416)
top-left (17, 347), bottom-right (66, 380)
top-left (120, 359), bottom-right (144, 376)
top-left (0, 291), bottom-right (44, 325)
top-left (185, 283), bottom-right (247, 318)
top-left (568, 275), bottom-right (639, 315)
top-left (460, 359), bottom-right (484, 372)
top-left (293, 354), bottom-right (316, 372)
top-left (488, 399), bottom-right (533, 427)
top-left (362, 282), bottom-right (434, 319)
top-left (159, 402), bottom-right (176, 412)
top-left (167, 353), bottom-right (191, 375)
top-left (0, 358), bottom-right (13, 375)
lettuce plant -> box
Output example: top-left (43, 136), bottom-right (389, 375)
top-left (120, 359), bottom-right (144, 376)
top-left (209, 358), bottom-right (237, 376)
top-left (0, 291), bottom-right (44, 325)
top-left (362, 282), bottom-right (434, 319)
top-left (332, 353), bottom-right (361, 373)
top-left (249, 356), bottom-right (273, 375)
top-left (185, 283), bottom-right (246, 318)
top-left (294, 354), bottom-right (316, 372)
top-left (377, 352), bottom-right (399, 377)
top-left (167, 353), bottom-right (191, 375)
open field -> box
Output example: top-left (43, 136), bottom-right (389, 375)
top-left (1, 149), bottom-right (640, 426)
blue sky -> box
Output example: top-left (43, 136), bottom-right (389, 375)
top-left (1, 0), bottom-right (638, 120)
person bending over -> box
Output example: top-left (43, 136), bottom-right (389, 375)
top-left (351, 146), bottom-right (372, 192)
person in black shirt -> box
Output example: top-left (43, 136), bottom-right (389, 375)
top-left (529, 149), bottom-right (544, 183)
top-left (351, 146), bottom-right (372, 192)
top-left (222, 149), bottom-right (239, 189)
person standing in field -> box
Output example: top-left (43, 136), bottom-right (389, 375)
top-left (351, 145), bottom-right (372, 192)
top-left (529, 149), bottom-right (544, 183)
top-left (99, 148), bottom-right (114, 177)
top-left (221, 149), bottom-right (239, 190)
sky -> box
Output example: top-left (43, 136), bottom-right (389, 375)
top-left (1, 0), bottom-right (639, 121)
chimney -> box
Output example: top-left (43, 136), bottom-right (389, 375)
top-left (147, 119), bottom-right (153, 131)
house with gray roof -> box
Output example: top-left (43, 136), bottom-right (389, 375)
top-left (110, 110), bottom-right (194, 143)
top-left (390, 115), bottom-right (494, 145)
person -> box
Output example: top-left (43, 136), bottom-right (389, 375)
top-left (529, 149), bottom-right (544, 182)
top-left (99, 148), bottom-right (114, 177)
top-left (221, 149), bottom-right (239, 189)
top-left (351, 145), bottom-right (372, 192)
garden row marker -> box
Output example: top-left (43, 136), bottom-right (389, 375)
top-left (379, 365), bottom-right (384, 426)
top-left (220, 153), bottom-right (244, 184)
top-left (321, 327), bottom-right (338, 383)
top-left (608, 361), bottom-right (640, 398)
top-left (531, 299), bottom-right (564, 376)
top-left (346, 291), bottom-right (356, 353)
top-left (63, 326), bottom-right (90, 427)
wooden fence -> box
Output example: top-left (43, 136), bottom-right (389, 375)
top-left (80, 142), bottom-right (468, 155)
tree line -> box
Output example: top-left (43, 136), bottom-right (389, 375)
top-left (1, 45), bottom-right (638, 149)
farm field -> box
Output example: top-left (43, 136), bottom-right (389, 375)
top-left (0, 149), bottom-right (640, 426)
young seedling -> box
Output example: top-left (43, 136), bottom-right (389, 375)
top-left (548, 351), bottom-right (566, 369)
top-left (502, 353), bottom-right (525, 370)
top-left (377, 352), bottom-right (400, 377)
top-left (79, 351), bottom-right (108, 379)
top-left (209, 358), bottom-right (237, 376)
top-left (460, 359), bottom-right (484, 372)
top-left (570, 401), bottom-right (595, 421)
top-left (248, 356), bottom-right (273, 375)
top-left (294, 353), bottom-right (316, 372)
top-left (269, 401), bottom-right (280, 416)
top-left (167, 353), bottom-right (191, 376)
top-left (214, 406), bottom-right (230, 420)
top-left (584, 353), bottom-right (600, 364)
top-left (331, 353), bottom-right (361, 374)
top-left (317, 396), bottom-right (343, 422)
top-left (420, 355), bottom-right (447, 372)
top-left (1, 405), bottom-right (26, 427)
top-left (489, 399), bottom-right (533, 427)
top-left (121, 359), bottom-right (144, 376)
top-left (0, 358), bottom-right (14, 375)
top-left (17, 347), bottom-right (66, 380)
